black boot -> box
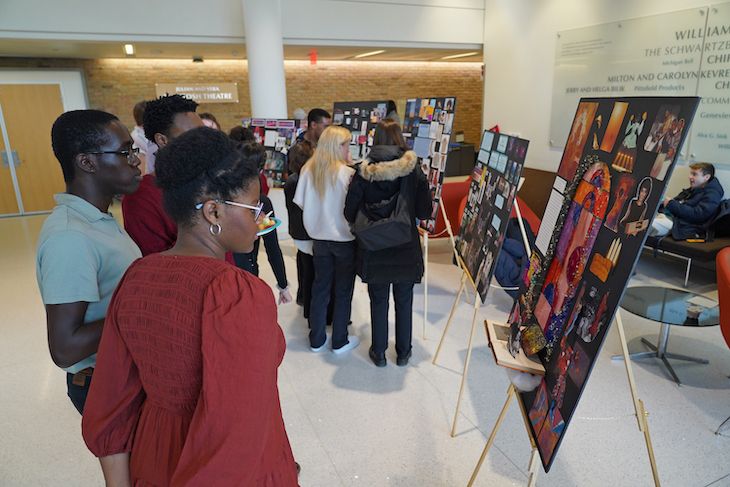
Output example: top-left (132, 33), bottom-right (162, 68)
top-left (397, 349), bottom-right (412, 366)
top-left (369, 347), bottom-right (386, 367)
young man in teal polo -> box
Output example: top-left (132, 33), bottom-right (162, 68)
top-left (36, 109), bottom-right (142, 414)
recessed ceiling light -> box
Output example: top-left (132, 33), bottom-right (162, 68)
top-left (124, 44), bottom-right (135, 56)
top-left (354, 49), bottom-right (386, 59)
top-left (440, 51), bottom-right (479, 60)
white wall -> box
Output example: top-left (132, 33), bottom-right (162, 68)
top-left (0, 0), bottom-right (483, 47)
top-left (0, 69), bottom-right (87, 110)
top-left (482, 0), bottom-right (729, 198)
top-left (281, 0), bottom-right (483, 47)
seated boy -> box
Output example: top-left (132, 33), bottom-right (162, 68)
top-left (651, 162), bottom-right (724, 240)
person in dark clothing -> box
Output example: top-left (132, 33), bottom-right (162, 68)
top-left (232, 193), bottom-right (291, 303)
top-left (284, 141), bottom-right (315, 313)
top-left (232, 143), bottom-right (291, 304)
top-left (229, 128), bottom-right (269, 196)
top-left (653, 162), bottom-right (725, 240)
top-left (494, 218), bottom-right (536, 299)
top-left (296, 108), bottom-right (331, 147)
top-left (344, 119), bottom-right (431, 367)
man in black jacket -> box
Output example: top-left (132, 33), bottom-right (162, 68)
top-left (651, 162), bottom-right (724, 239)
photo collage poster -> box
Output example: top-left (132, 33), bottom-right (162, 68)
top-left (457, 130), bottom-right (529, 301)
top-left (509, 97), bottom-right (700, 471)
top-left (332, 100), bottom-right (388, 161)
top-left (242, 118), bottom-right (307, 188)
top-left (401, 97), bottom-right (457, 233)
top-left (242, 118), bottom-right (306, 187)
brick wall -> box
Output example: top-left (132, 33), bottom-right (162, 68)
top-left (0, 57), bottom-right (483, 144)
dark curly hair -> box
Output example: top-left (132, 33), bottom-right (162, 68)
top-left (155, 127), bottom-right (260, 225)
top-left (229, 125), bottom-right (255, 143)
top-left (143, 94), bottom-right (198, 142)
top-left (288, 140), bottom-right (313, 175)
top-left (237, 141), bottom-right (266, 169)
top-left (51, 109), bottom-right (119, 183)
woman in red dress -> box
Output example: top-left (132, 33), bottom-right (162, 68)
top-left (82, 127), bottom-right (298, 486)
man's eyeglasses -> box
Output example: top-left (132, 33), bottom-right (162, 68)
top-left (194, 199), bottom-right (264, 220)
top-left (86, 146), bottom-right (140, 162)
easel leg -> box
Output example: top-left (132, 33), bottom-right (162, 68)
top-left (514, 379), bottom-right (541, 487)
top-left (615, 311), bottom-right (643, 431)
top-left (467, 385), bottom-right (516, 487)
top-left (513, 199), bottom-right (533, 258)
top-left (450, 293), bottom-right (481, 437)
top-left (439, 200), bottom-right (461, 269)
top-left (638, 399), bottom-right (661, 487)
top-left (526, 448), bottom-right (540, 487)
top-left (433, 272), bottom-right (466, 365)
top-left (615, 311), bottom-right (662, 486)
top-left (424, 231), bottom-right (429, 340)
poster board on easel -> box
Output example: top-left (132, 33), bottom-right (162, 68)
top-left (431, 129), bottom-right (530, 436)
top-left (332, 100), bottom-right (388, 161)
top-left (458, 130), bottom-right (529, 301)
top-left (242, 118), bottom-right (306, 187)
top-left (402, 96), bottom-right (457, 234)
top-left (510, 96), bottom-right (700, 472)
top-left (403, 96), bottom-right (458, 339)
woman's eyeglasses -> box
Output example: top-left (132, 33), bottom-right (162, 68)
top-left (194, 199), bottom-right (264, 220)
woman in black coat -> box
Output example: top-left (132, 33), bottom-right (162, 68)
top-left (344, 119), bottom-right (431, 367)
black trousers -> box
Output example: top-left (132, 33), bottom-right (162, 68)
top-left (297, 250), bottom-right (314, 318)
top-left (310, 240), bottom-right (356, 349)
top-left (66, 371), bottom-right (93, 415)
top-left (367, 281), bottom-right (414, 357)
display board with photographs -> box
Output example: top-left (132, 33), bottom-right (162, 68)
top-left (332, 100), bottom-right (388, 161)
top-left (457, 130), bottom-right (529, 301)
top-left (507, 96), bottom-right (700, 472)
top-left (242, 118), bottom-right (306, 187)
top-left (401, 97), bottom-right (457, 233)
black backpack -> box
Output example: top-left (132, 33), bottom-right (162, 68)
top-left (353, 175), bottom-right (412, 251)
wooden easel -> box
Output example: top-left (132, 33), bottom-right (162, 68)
top-left (468, 310), bottom-right (661, 486)
top-left (421, 177), bottom-right (529, 341)
top-left (432, 255), bottom-right (482, 437)
top-left (421, 201), bottom-right (461, 340)
top-left (430, 195), bottom-right (533, 437)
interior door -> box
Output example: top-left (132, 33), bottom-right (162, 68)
top-left (0, 84), bottom-right (66, 213)
top-left (0, 118), bottom-right (20, 214)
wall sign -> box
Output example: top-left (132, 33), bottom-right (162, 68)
top-left (551, 3), bottom-right (730, 164)
top-left (155, 83), bottom-right (239, 103)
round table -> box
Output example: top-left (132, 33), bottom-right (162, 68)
top-left (613, 286), bottom-right (719, 385)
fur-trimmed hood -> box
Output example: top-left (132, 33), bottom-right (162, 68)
top-left (359, 148), bottom-right (418, 182)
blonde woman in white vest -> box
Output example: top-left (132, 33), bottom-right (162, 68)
top-left (294, 126), bottom-right (360, 354)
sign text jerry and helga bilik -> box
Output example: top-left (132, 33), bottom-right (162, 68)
top-left (551, 3), bottom-right (730, 163)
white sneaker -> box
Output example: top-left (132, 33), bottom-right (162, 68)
top-left (332, 335), bottom-right (360, 355)
top-left (310, 335), bottom-right (330, 352)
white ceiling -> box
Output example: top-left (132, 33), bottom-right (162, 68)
top-left (0, 39), bottom-right (483, 63)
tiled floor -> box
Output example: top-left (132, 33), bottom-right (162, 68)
top-left (1, 190), bottom-right (729, 486)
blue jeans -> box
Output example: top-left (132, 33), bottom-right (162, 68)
top-left (66, 371), bottom-right (93, 415)
top-left (310, 240), bottom-right (356, 349)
